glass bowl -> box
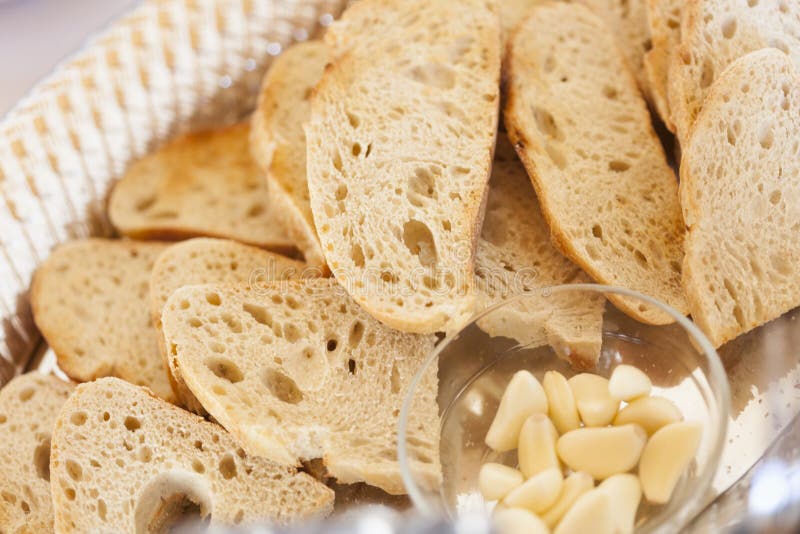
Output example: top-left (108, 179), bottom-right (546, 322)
top-left (398, 284), bottom-right (730, 533)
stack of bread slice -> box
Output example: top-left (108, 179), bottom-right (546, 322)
top-left (11, 0), bottom-right (800, 530)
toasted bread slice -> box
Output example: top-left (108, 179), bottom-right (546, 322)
top-left (505, 3), bottom-right (687, 325)
top-left (0, 373), bottom-right (74, 534)
top-left (644, 0), bottom-right (682, 130)
top-left (161, 279), bottom-right (440, 495)
top-left (577, 0), bottom-right (652, 94)
top-left (50, 378), bottom-right (333, 532)
top-left (668, 0), bottom-right (800, 143)
top-left (475, 135), bottom-right (604, 368)
top-left (251, 41), bottom-right (330, 268)
top-left (150, 238), bottom-right (308, 412)
top-left (31, 239), bottom-right (174, 402)
top-left (306, 0), bottom-right (501, 334)
top-left (109, 123), bottom-right (293, 251)
top-left (681, 49), bottom-right (800, 347)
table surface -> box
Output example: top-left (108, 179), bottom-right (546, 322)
top-left (0, 0), bottom-right (139, 117)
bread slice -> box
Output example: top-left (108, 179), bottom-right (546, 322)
top-left (150, 238), bottom-right (307, 412)
top-left (251, 41), bottom-right (330, 268)
top-left (475, 135), bottom-right (604, 368)
top-left (680, 49), bottom-right (800, 347)
top-left (667, 0), bottom-right (800, 144)
top-left (0, 373), bottom-right (74, 534)
top-left (50, 378), bottom-right (333, 532)
top-left (504, 3), bottom-right (687, 325)
top-left (577, 0), bottom-right (652, 94)
top-left (644, 0), bottom-right (682, 130)
top-left (108, 123), bottom-right (293, 252)
top-left (31, 239), bottom-right (174, 402)
top-left (161, 278), bottom-right (440, 495)
top-left (305, 0), bottom-right (501, 334)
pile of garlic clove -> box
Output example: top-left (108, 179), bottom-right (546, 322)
top-left (479, 366), bottom-right (702, 534)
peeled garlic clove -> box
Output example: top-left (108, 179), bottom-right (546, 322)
top-left (486, 370), bottom-right (549, 451)
top-left (541, 471), bottom-right (594, 528)
top-left (557, 424), bottom-right (646, 480)
top-left (639, 421), bottom-right (702, 504)
top-left (493, 508), bottom-right (550, 534)
top-left (554, 489), bottom-right (613, 534)
top-left (518, 414), bottom-right (560, 478)
top-left (504, 467), bottom-right (564, 514)
top-left (614, 396), bottom-right (682, 436)
top-left (543, 371), bottom-right (581, 434)
top-left (608, 365), bottom-right (652, 401)
top-left (479, 463), bottom-right (524, 501)
top-left (568, 373), bottom-right (619, 426)
top-left (598, 474), bottom-right (642, 534)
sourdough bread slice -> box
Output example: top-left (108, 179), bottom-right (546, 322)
top-left (680, 49), bottom-right (800, 347)
top-left (668, 0), bottom-right (800, 144)
top-left (31, 239), bottom-right (174, 402)
top-left (475, 135), bottom-right (604, 368)
top-left (504, 2), bottom-right (687, 325)
top-left (306, 0), bottom-right (501, 334)
top-left (50, 378), bottom-right (333, 532)
top-left (644, 0), bottom-right (682, 130)
top-left (251, 41), bottom-right (330, 268)
top-left (109, 123), bottom-right (293, 251)
top-left (150, 238), bottom-right (307, 412)
top-left (577, 0), bottom-right (652, 95)
top-left (0, 373), bottom-right (74, 534)
top-left (161, 278), bottom-right (440, 495)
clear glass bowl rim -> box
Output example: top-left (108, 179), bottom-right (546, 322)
top-left (397, 283), bottom-right (732, 527)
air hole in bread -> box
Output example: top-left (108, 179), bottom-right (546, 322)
top-left (769, 190), bottom-right (782, 205)
top-left (408, 167), bottom-right (438, 207)
top-left (71, 412), bottom-right (88, 426)
top-left (326, 339), bottom-right (338, 352)
top-left (138, 446), bottom-right (153, 463)
top-left (759, 124), bottom-right (774, 149)
top-left (634, 250), bottom-right (649, 268)
top-left (1, 491), bottom-right (15, 504)
top-left (532, 107), bottom-right (563, 140)
top-left (33, 437), bottom-right (51, 481)
top-left (18, 388), bottom-right (34, 402)
top-left (407, 62), bottom-right (456, 89)
top-left (64, 487), bottom-right (76, 501)
top-left (351, 243), bottom-right (366, 267)
top-left (700, 59), bottom-right (715, 89)
top-left (234, 510), bottom-right (244, 525)
top-left (402, 220), bottom-right (437, 267)
top-left (602, 86), bottom-right (618, 100)
top-left (124, 416), bottom-right (142, 432)
top-left (243, 302), bottom-right (272, 327)
top-left (97, 499), bottom-right (107, 520)
top-left (152, 210), bottom-right (179, 220)
top-left (247, 203), bottom-right (265, 218)
top-left (263, 369), bottom-right (304, 404)
top-left (347, 359), bottom-right (357, 375)
top-left (134, 473), bottom-right (212, 534)
top-left (66, 459), bottom-right (83, 481)
top-left (721, 17), bottom-right (737, 39)
top-left (0, 414), bottom-right (7, 424)
top-left (332, 150), bottom-right (343, 172)
top-left (608, 160), bottom-right (631, 172)
top-left (545, 144), bottom-right (567, 169)
top-left (351, 142), bottom-right (362, 157)
top-left (348, 321), bottom-right (365, 348)
top-left (592, 225), bottom-right (603, 239)
top-left (284, 324), bottom-right (302, 343)
top-left (390, 362), bottom-right (401, 394)
top-left (206, 293), bottom-right (221, 306)
top-left (135, 195), bottom-right (156, 212)
top-left (192, 459), bottom-right (205, 474)
top-left (205, 357), bottom-right (244, 384)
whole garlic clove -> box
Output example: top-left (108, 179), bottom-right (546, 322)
top-left (486, 370), bottom-right (549, 452)
top-left (614, 396), bottom-right (683, 436)
top-left (541, 471), bottom-right (594, 529)
top-left (493, 508), bottom-right (550, 534)
top-left (553, 489), bottom-right (613, 534)
top-left (597, 474), bottom-right (642, 534)
top-left (543, 371), bottom-right (581, 434)
top-left (557, 424), bottom-right (646, 480)
top-left (478, 463), bottom-right (525, 501)
top-left (608, 365), bottom-right (652, 401)
top-left (504, 467), bottom-right (564, 514)
top-left (639, 421), bottom-right (702, 504)
top-left (568, 373), bottom-right (619, 427)
top-left (518, 414), bottom-right (560, 478)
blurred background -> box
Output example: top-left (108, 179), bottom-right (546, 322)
top-left (0, 0), bottom-right (137, 115)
